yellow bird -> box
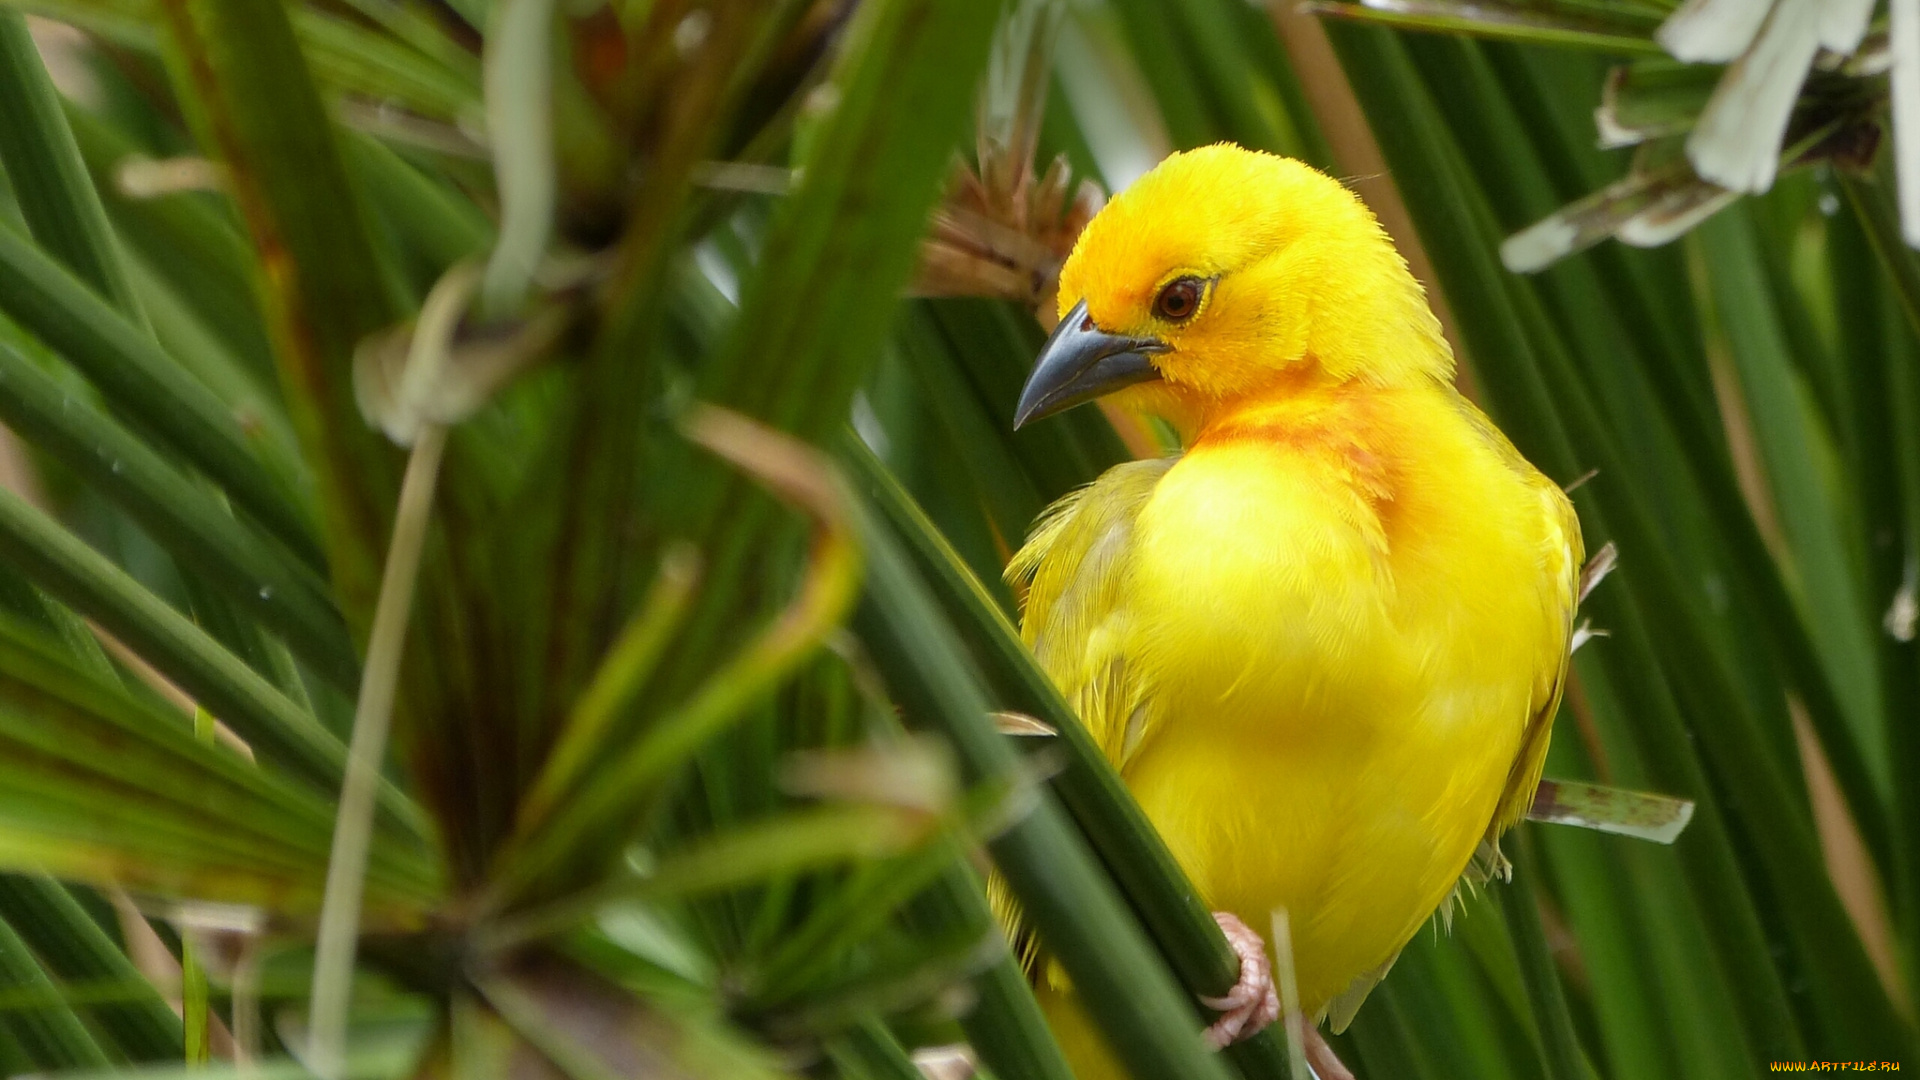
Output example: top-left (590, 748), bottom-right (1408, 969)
top-left (1006, 144), bottom-right (1582, 1076)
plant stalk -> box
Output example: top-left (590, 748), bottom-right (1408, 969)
top-left (307, 422), bottom-right (446, 1080)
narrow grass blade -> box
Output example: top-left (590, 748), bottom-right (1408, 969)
top-left (180, 938), bottom-right (208, 1065)
top-left (484, 804), bottom-right (935, 953)
top-left (1528, 780), bottom-right (1694, 843)
top-left (0, 909), bottom-right (109, 1069)
top-left (838, 433), bottom-right (1299, 1079)
top-left (290, 8), bottom-right (480, 122)
top-left (852, 496), bottom-right (1235, 1080)
top-left (1693, 209), bottom-right (1883, 762)
top-left (0, 9), bottom-right (145, 324)
top-left (903, 862), bottom-right (1077, 1080)
top-left (0, 226), bottom-right (323, 567)
top-left (1836, 162), bottom-right (1920, 1020)
top-left (0, 336), bottom-right (357, 689)
top-left (159, 0), bottom-right (406, 620)
top-left (343, 133), bottom-right (495, 285)
top-left (0, 874), bottom-right (182, 1060)
top-left (824, 1018), bottom-right (923, 1080)
top-left (1323, 22), bottom-right (1804, 1061)
top-left (1497, 833), bottom-right (1588, 1080)
top-left (61, 103), bottom-right (280, 389)
top-left (0, 609), bottom-right (437, 901)
top-left (514, 546), bottom-right (700, 835)
top-left (496, 410), bottom-right (860, 901)
top-left (1303, 1), bottom-right (1665, 55)
top-left (0, 485), bottom-right (424, 836)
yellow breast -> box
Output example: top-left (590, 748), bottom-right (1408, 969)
top-left (1020, 379), bottom-right (1576, 1018)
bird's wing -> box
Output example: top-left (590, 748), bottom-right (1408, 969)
top-left (1007, 455), bottom-right (1177, 766)
top-left (1441, 395), bottom-right (1585, 869)
top-left (993, 456), bottom-right (1177, 985)
top-left (1486, 473), bottom-right (1584, 846)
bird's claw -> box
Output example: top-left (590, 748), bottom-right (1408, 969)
top-left (1198, 911), bottom-right (1281, 1049)
top-left (1306, 1027), bottom-right (1357, 1080)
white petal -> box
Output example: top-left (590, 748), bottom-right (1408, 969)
top-left (1894, 0), bottom-right (1920, 245)
top-left (1657, 0), bottom-right (1775, 62)
top-left (1501, 217), bottom-right (1582, 274)
top-left (1686, 0), bottom-right (1823, 193)
top-left (1819, 0), bottom-right (1875, 54)
top-left (1616, 186), bottom-right (1741, 247)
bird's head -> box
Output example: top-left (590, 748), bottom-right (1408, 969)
top-left (1015, 144), bottom-right (1452, 435)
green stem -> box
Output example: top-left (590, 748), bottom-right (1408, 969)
top-left (181, 940), bottom-right (209, 1066)
top-left (852, 498), bottom-right (1235, 1080)
top-left (307, 423), bottom-right (446, 1080)
top-left (840, 433), bottom-right (1295, 1077)
top-left (1499, 831), bottom-right (1585, 1080)
top-left (824, 1017), bottom-right (924, 1080)
top-left (477, 0), bottom-right (556, 321)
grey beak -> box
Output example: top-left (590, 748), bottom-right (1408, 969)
top-left (1014, 299), bottom-right (1169, 429)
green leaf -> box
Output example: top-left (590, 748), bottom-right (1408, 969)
top-left (343, 132), bottom-right (495, 289)
top-left (1333, 22), bottom-right (1915, 1060)
top-left (696, 0), bottom-right (1009, 434)
top-left (0, 335), bottom-right (358, 690)
top-left (0, 487), bottom-right (428, 838)
top-left (903, 861), bottom-right (1077, 1080)
top-left (489, 800), bottom-right (946, 961)
top-left (61, 101), bottom-right (282, 392)
top-left (0, 225), bottom-right (323, 568)
top-left (1496, 834), bottom-right (1589, 1080)
top-left (644, 0), bottom-right (1010, 710)
top-left (837, 437), bottom-right (1298, 1073)
top-left (1323, 21), bottom-right (1802, 1063)
top-left (0, 9), bottom-right (145, 323)
top-left (1527, 779), bottom-right (1694, 843)
top-left (0, 626), bottom-right (440, 915)
top-left (0, 874), bottom-right (183, 1060)
top-left (0, 908), bottom-right (109, 1070)
top-left (1836, 160), bottom-right (1920, 1039)
top-left (823, 1017), bottom-right (924, 1080)
top-left (1304, 0), bottom-right (1665, 55)
top-left (293, 8), bottom-right (480, 121)
top-left (1106, 0), bottom-right (1334, 166)
top-left (159, 0), bottom-right (406, 621)
top-left (1693, 209), bottom-right (1884, 780)
top-left (850, 492), bottom-right (1236, 1080)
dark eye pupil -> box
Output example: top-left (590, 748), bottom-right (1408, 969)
top-left (1157, 279), bottom-right (1201, 320)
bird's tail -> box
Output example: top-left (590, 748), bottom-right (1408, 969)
top-left (1036, 981), bottom-right (1129, 1080)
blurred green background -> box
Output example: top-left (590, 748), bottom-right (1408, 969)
top-left (0, 0), bottom-right (1906, 1078)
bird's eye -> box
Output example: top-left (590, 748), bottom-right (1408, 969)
top-left (1153, 276), bottom-right (1205, 322)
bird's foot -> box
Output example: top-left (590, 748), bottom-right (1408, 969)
top-left (1199, 911), bottom-right (1281, 1049)
top-left (1304, 1026), bottom-right (1356, 1080)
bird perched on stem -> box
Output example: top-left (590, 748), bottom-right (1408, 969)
top-left (1007, 144), bottom-right (1582, 1078)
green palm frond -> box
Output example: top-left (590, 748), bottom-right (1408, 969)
top-left (0, 0), bottom-right (1907, 1078)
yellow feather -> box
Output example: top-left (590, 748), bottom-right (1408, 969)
top-left (1004, 145), bottom-right (1583, 1072)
